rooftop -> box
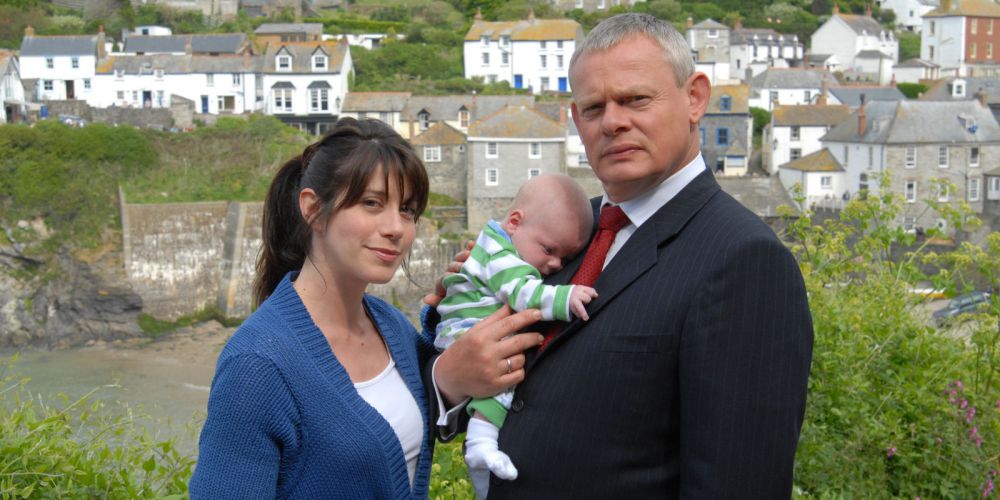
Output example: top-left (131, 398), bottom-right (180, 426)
top-left (465, 18), bottom-right (582, 42)
top-left (836, 13), bottom-right (889, 34)
top-left (411, 121), bottom-right (467, 145)
top-left (717, 176), bottom-right (799, 216)
top-left (772, 104), bottom-right (851, 126)
top-left (469, 105), bottom-right (565, 139)
top-left (254, 23), bottom-right (324, 35)
top-left (20, 35), bottom-right (98, 57)
top-left (925, 0), bottom-right (1000, 17)
top-left (342, 92), bottom-right (412, 112)
top-left (823, 99), bottom-right (1000, 144)
top-left (780, 148), bottom-right (844, 172)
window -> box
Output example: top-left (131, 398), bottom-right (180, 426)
top-left (820, 175), bottom-right (832, 189)
top-left (991, 19), bottom-right (995, 35)
top-left (860, 173), bottom-right (869, 194)
top-left (459, 110), bottom-right (470, 128)
top-left (575, 0), bottom-right (583, 7)
top-left (720, 95), bottom-right (732, 111)
top-left (117, 90), bottom-right (124, 100)
top-left (708, 29), bottom-right (718, 38)
top-left (930, 21), bottom-right (936, 36)
top-left (717, 128), bottom-right (729, 145)
top-left (790, 148), bottom-right (802, 160)
top-left (423, 146), bottom-right (441, 162)
top-left (905, 147), bottom-right (916, 168)
top-left (541, 41), bottom-right (547, 49)
top-left (114, 69), bottom-right (124, 79)
top-left (155, 69), bottom-right (164, 79)
top-left (541, 77), bottom-right (549, 91)
top-left (482, 52), bottom-right (489, 65)
top-left (232, 73), bottom-right (241, 86)
top-left (83, 79), bottom-right (91, 90)
top-left (804, 90), bottom-right (811, 102)
top-left (905, 180), bottom-right (917, 203)
top-left (312, 55), bottom-right (327, 71)
top-left (277, 55), bottom-right (291, 71)
top-left (43, 80), bottom-right (53, 91)
top-left (500, 36), bottom-right (510, 46)
top-left (597, 0), bottom-right (605, 8)
top-left (217, 95), bottom-right (235, 112)
top-left (273, 89), bottom-right (292, 112)
top-left (309, 88), bottom-right (328, 112)
top-left (968, 178), bottom-right (981, 201)
top-left (868, 146), bottom-right (874, 167)
top-left (903, 216), bottom-right (917, 233)
top-left (971, 43), bottom-right (977, 59)
top-left (990, 177), bottom-right (1000, 197)
top-left (937, 182), bottom-right (950, 202)
top-left (486, 168), bottom-right (499, 186)
top-left (379, 112), bottom-right (389, 123)
top-left (528, 168), bottom-right (541, 178)
top-left (790, 125), bottom-right (800, 141)
top-left (938, 146), bottom-right (949, 168)
top-left (844, 145), bottom-right (850, 163)
top-left (501, 52), bottom-right (509, 65)
top-left (486, 142), bottom-right (498, 158)
top-left (557, 55), bottom-right (564, 68)
top-left (71, 57), bottom-right (79, 69)
top-left (156, 90), bottom-right (164, 107)
top-left (557, 41), bottom-right (563, 49)
top-left (481, 36), bottom-right (489, 46)
top-left (769, 91), bottom-right (778, 104)
top-left (699, 127), bottom-right (706, 145)
top-left (529, 142), bottom-right (541, 158)
top-left (989, 44), bottom-right (994, 59)
top-left (46, 58), bottom-right (53, 69)
top-left (418, 111), bottom-right (430, 131)
top-left (972, 19), bottom-right (978, 34)
top-left (578, 153), bottom-right (589, 165)
top-left (206, 73), bottom-right (214, 87)
top-left (541, 55), bottom-right (547, 68)
top-left (970, 147), bottom-right (980, 167)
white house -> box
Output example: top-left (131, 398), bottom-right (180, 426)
top-left (749, 68), bottom-right (838, 110)
top-left (811, 6), bottom-right (898, 78)
top-left (340, 91), bottom-right (412, 135)
top-left (19, 27), bottom-right (105, 101)
top-left (463, 12), bottom-right (582, 93)
top-left (921, 0), bottom-right (1000, 77)
top-left (0, 50), bottom-right (26, 123)
top-left (893, 58), bottom-right (941, 82)
top-left (878, 0), bottom-right (939, 32)
top-left (120, 34), bottom-right (249, 56)
top-left (260, 39), bottom-right (352, 134)
top-left (778, 148), bottom-right (848, 209)
top-left (767, 103), bottom-right (851, 174)
top-left (128, 25), bottom-right (173, 37)
top-left (93, 53), bottom-right (260, 113)
top-left (729, 23), bottom-right (804, 81)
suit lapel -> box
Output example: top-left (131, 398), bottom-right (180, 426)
top-left (527, 169), bottom-right (722, 368)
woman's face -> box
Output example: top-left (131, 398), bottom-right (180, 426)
top-left (312, 169), bottom-right (418, 289)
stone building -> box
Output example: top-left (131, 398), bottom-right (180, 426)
top-left (411, 122), bottom-right (469, 207)
top-left (700, 84), bottom-right (752, 176)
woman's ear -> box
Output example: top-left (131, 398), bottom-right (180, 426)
top-left (299, 188), bottom-right (322, 231)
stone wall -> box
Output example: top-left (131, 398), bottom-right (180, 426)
top-left (42, 100), bottom-right (175, 129)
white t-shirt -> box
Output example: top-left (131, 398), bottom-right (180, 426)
top-left (355, 358), bottom-right (423, 486)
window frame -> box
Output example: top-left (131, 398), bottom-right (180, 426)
top-left (938, 146), bottom-right (949, 168)
top-left (309, 88), bottom-right (329, 112)
top-left (423, 145), bottom-right (441, 163)
top-left (905, 179), bottom-right (918, 203)
top-left (485, 168), bottom-right (499, 186)
top-left (486, 142), bottom-right (498, 158)
top-left (905, 147), bottom-right (916, 168)
top-left (716, 127), bottom-right (729, 146)
top-left (968, 177), bottom-right (981, 201)
top-left (529, 142), bottom-right (541, 159)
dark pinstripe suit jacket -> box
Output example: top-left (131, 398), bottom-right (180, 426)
top-left (489, 167), bottom-right (814, 499)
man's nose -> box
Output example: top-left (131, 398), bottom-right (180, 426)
top-left (601, 102), bottom-right (630, 136)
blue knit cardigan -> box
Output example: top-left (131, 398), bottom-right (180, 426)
top-left (190, 273), bottom-right (436, 499)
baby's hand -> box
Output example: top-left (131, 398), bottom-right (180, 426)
top-left (569, 286), bottom-right (598, 321)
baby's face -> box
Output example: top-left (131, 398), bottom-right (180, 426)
top-left (510, 213), bottom-right (587, 276)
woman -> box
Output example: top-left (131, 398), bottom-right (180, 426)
top-left (190, 118), bottom-right (434, 498)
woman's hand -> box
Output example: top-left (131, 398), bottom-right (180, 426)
top-left (422, 240), bottom-right (475, 307)
top-left (435, 305), bottom-right (543, 405)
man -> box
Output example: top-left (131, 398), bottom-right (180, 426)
top-left (434, 12), bottom-right (813, 498)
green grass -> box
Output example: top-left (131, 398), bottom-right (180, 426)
top-left (138, 306), bottom-right (243, 339)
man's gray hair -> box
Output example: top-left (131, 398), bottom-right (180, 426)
top-left (569, 13), bottom-right (694, 87)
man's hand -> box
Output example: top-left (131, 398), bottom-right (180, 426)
top-left (569, 286), bottom-right (598, 321)
top-left (422, 239), bottom-right (475, 307)
top-left (435, 305), bottom-right (544, 405)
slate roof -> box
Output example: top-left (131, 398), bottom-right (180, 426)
top-left (0, 50), bottom-right (14, 77)
top-left (254, 23), bottom-right (324, 36)
top-left (342, 92), bottom-right (411, 112)
top-left (925, 0), bottom-right (1000, 17)
top-left (822, 100), bottom-right (1000, 144)
top-left (465, 19), bottom-right (582, 42)
top-left (772, 104), bottom-right (851, 126)
top-left (123, 34), bottom-right (249, 54)
top-left (20, 35), bottom-right (97, 56)
top-left (708, 84), bottom-right (750, 113)
top-left (751, 68), bottom-right (838, 90)
top-left (984, 165), bottom-right (1000, 176)
top-left (691, 19), bottom-right (728, 30)
top-left (896, 58), bottom-right (938, 68)
top-left (96, 54), bottom-right (261, 74)
top-left (829, 86), bottom-right (905, 107)
top-left (402, 95), bottom-right (534, 121)
top-left (780, 148), bottom-right (844, 172)
top-left (837, 14), bottom-right (888, 34)
top-left (533, 100), bottom-right (571, 122)
top-left (921, 76), bottom-right (1000, 104)
top-left (262, 40), bottom-right (348, 73)
top-left (411, 121), bottom-right (467, 145)
top-left (856, 49), bottom-right (891, 59)
top-left (731, 28), bottom-right (801, 45)
top-left (716, 176), bottom-right (799, 216)
top-left (469, 105), bottom-right (565, 139)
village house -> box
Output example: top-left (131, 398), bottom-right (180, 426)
top-left (0, 50), bottom-right (26, 123)
top-left (749, 68), bottom-right (838, 110)
top-left (729, 21), bottom-right (804, 81)
top-left (893, 57), bottom-right (941, 82)
top-left (399, 94), bottom-right (534, 139)
top-left (811, 5), bottom-right (898, 83)
top-left (700, 84), bottom-right (752, 176)
top-left (411, 121), bottom-right (469, 206)
top-left (827, 85), bottom-right (906, 107)
top-left (466, 105), bottom-right (566, 230)
top-left (259, 39), bottom-right (351, 134)
top-left (922, 0), bottom-right (1000, 77)
top-left (765, 101), bottom-right (851, 174)
top-left (254, 23), bottom-right (324, 46)
top-left (717, 176), bottom-right (799, 229)
top-left (19, 26), bottom-right (105, 102)
top-left (120, 33), bottom-right (250, 56)
top-left (339, 91), bottom-right (412, 133)
top-left (463, 12), bottom-right (582, 93)
top-left (821, 99), bottom-right (1000, 234)
top-left (920, 76), bottom-right (1000, 123)
top-left (879, 0), bottom-right (941, 32)
top-left (687, 18), bottom-right (730, 64)
top-left (778, 148), bottom-right (848, 209)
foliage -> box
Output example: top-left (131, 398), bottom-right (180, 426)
top-left (898, 32), bottom-right (921, 62)
top-left (788, 177), bottom-right (1000, 497)
top-left (429, 437), bottom-right (474, 499)
top-left (897, 82), bottom-right (929, 99)
top-left (0, 357), bottom-right (195, 498)
top-left (138, 305), bottom-right (243, 338)
top-left (750, 107), bottom-right (771, 140)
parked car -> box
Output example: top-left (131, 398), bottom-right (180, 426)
top-left (933, 291), bottom-right (992, 325)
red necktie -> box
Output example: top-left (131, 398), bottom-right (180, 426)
top-left (540, 205), bottom-right (630, 348)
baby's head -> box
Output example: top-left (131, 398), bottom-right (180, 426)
top-left (501, 174), bottom-right (594, 276)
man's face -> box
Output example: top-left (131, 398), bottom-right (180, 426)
top-left (570, 35), bottom-right (707, 202)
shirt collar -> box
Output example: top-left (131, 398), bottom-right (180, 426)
top-left (601, 154), bottom-right (707, 229)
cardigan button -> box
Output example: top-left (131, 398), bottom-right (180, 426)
top-left (511, 399), bottom-right (525, 412)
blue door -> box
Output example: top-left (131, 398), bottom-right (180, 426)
top-left (201, 95), bottom-right (209, 113)
top-left (514, 75), bottom-right (523, 89)
top-left (558, 77), bottom-right (568, 92)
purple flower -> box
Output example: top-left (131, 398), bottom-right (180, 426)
top-left (967, 407), bottom-right (977, 423)
top-left (982, 478), bottom-right (994, 498)
top-left (887, 446), bottom-right (897, 458)
top-left (955, 380), bottom-right (964, 390)
top-left (961, 399), bottom-right (970, 409)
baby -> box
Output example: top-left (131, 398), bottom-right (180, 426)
top-left (435, 173), bottom-right (596, 498)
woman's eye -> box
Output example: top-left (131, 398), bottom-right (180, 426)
top-left (363, 198), bottom-right (381, 208)
top-left (400, 205), bottom-right (417, 219)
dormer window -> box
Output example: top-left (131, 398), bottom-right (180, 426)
top-left (500, 35), bottom-right (510, 46)
top-left (46, 58), bottom-right (53, 69)
top-left (952, 79), bottom-right (967, 97)
top-left (418, 110), bottom-right (430, 131)
top-left (720, 95), bottom-right (732, 111)
top-left (312, 54), bottom-right (327, 71)
top-left (154, 69), bottom-right (164, 79)
top-left (114, 69), bottom-right (124, 79)
top-left (481, 35), bottom-right (489, 46)
top-left (277, 54), bottom-right (292, 72)
top-left (459, 108), bottom-right (470, 128)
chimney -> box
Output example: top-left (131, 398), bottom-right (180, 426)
top-left (818, 75), bottom-right (829, 105)
top-left (97, 25), bottom-right (106, 59)
top-left (559, 103), bottom-right (567, 125)
top-left (865, 3), bottom-right (872, 17)
top-left (528, 9), bottom-right (535, 22)
top-left (941, 0), bottom-right (952, 11)
top-left (976, 87), bottom-right (989, 107)
top-left (24, 25), bottom-right (34, 37)
top-left (833, 3), bottom-right (840, 15)
top-left (857, 94), bottom-right (867, 136)
top-left (474, 7), bottom-right (482, 21)
top-left (687, 17), bottom-right (694, 29)
top-left (243, 48), bottom-right (251, 68)
top-left (735, 17), bottom-right (743, 30)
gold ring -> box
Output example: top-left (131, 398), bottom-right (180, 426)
top-left (506, 357), bottom-right (512, 374)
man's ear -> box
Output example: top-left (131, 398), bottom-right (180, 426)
top-left (687, 72), bottom-right (712, 125)
top-left (299, 188), bottom-right (322, 231)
